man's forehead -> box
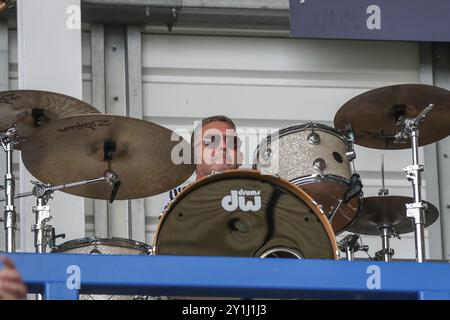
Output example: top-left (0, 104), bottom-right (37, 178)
top-left (200, 121), bottom-right (235, 133)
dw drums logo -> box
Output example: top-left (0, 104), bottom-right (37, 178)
top-left (221, 189), bottom-right (262, 212)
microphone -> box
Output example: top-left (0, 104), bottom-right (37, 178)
top-left (344, 173), bottom-right (363, 203)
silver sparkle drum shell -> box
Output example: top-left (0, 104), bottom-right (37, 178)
top-left (52, 237), bottom-right (153, 300)
top-left (253, 123), bottom-right (360, 234)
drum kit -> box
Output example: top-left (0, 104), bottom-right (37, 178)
top-left (1, 84), bottom-right (450, 278)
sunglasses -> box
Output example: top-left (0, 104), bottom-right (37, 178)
top-left (201, 134), bottom-right (242, 150)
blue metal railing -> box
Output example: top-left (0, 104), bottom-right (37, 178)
top-left (2, 253), bottom-right (450, 300)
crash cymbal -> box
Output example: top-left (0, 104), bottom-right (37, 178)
top-left (0, 90), bottom-right (99, 149)
top-left (346, 195), bottom-right (439, 235)
top-left (21, 114), bottom-right (195, 200)
top-left (334, 84), bottom-right (450, 149)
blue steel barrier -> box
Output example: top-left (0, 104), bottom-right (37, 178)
top-left (2, 253), bottom-right (450, 300)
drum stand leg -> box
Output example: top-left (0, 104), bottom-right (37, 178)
top-left (404, 129), bottom-right (426, 263)
top-left (32, 196), bottom-right (53, 253)
top-left (345, 245), bottom-right (355, 261)
top-left (375, 225), bottom-right (395, 262)
top-left (1, 127), bottom-right (18, 253)
top-left (397, 105), bottom-right (433, 263)
top-left (28, 173), bottom-right (120, 253)
top-left (0, 162), bottom-right (119, 253)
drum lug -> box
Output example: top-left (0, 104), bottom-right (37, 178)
top-left (261, 147), bottom-right (272, 160)
top-left (307, 132), bottom-right (320, 145)
top-left (313, 158), bottom-right (326, 173)
top-left (345, 150), bottom-right (356, 161)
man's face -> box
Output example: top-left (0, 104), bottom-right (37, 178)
top-left (193, 121), bottom-right (242, 178)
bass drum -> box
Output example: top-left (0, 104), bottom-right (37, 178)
top-left (253, 122), bottom-right (361, 234)
top-left (154, 170), bottom-right (338, 260)
top-left (52, 237), bottom-right (154, 300)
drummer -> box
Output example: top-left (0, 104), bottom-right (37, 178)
top-left (162, 115), bottom-right (243, 212)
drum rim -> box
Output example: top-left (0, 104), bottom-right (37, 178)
top-left (290, 174), bottom-right (350, 186)
top-left (154, 169), bottom-right (338, 259)
top-left (277, 122), bottom-right (347, 140)
top-left (52, 236), bottom-right (152, 253)
top-left (252, 122), bottom-right (351, 169)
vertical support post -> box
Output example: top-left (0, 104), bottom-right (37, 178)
top-left (90, 24), bottom-right (109, 238)
top-left (399, 100), bottom-right (433, 263)
top-left (17, 0), bottom-right (85, 252)
top-left (104, 25), bottom-right (129, 238)
top-left (419, 42), bottom-right (442, 260)
top-left (0, 18), bottom-right (10, 251)
top-left (380, 226), bottom-right (392, 262)
top-left (405, 129), bottom-right (426, 263)
top-left (3, 136), bottom-right (16, 252)
top-left (127, 25), bottom-right (146, 243)
top-left (0, 20), bottom-right (7, 91)
top-left (432, 43), bottom-right (450, 261)
top-left (90, 25), bottom-right (145, 241)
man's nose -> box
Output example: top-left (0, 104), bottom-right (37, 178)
top-left (210, 139), bottom-right (226, 159)
top-left (218, 136), bottom-right (227, 152)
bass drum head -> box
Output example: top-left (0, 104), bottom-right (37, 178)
top-left (155, 170), bottom-right (338, 259)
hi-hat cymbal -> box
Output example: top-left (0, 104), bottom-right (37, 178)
top-left (21, 114), bottom-right (195, 200)
top-left (334, 84), bottom-right (450, 149)
top-left (346, 196), bottom-right (439, 235)
top-left (0, 90), bottom-right (99, 149)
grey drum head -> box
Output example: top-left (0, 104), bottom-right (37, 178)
top-left (155, 170), bottom-right (338, 259)
top-left (52, 237), bottom-right (153, 300)
top-left (52, 237), bottom-right (152, 255)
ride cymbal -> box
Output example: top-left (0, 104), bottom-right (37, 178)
top-left (334, 84), bottom-right (450, 149)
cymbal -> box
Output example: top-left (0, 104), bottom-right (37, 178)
top-left (0, 90), bottom-right (99, 149)
top-left (334, 84), bottom-right (450, 149)
top-left (21, 114), bottom-right (195, 200)
top-left (346, 196), bottom-right (439, 235)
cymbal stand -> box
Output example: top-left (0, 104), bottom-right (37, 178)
top-left (374, 225), bottom-right (400, 262)
top-left (32, 171), bottom-right (119, 253)
top-left (0, 170), bottom-right (119, 252)
top-left (0, 126), bottom-right (19, 252)
top-left (396, 104), bottom-right (433, 263)
top-left (378, 154), bottom-right (389, 196)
